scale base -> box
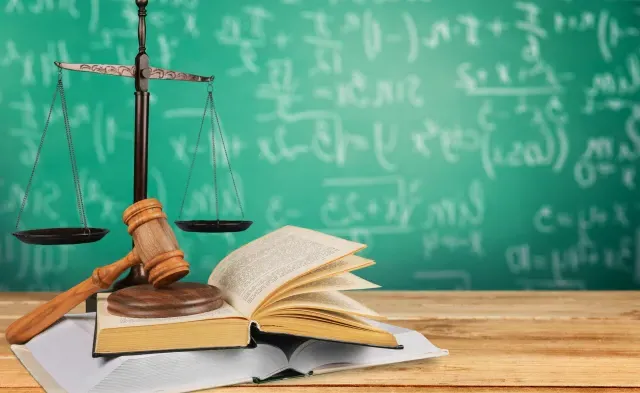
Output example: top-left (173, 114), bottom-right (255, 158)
top-left (106, 282), bottom-right (223, 318)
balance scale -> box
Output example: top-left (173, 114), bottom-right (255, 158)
top-left (11, 0), bottom-right (252, 308)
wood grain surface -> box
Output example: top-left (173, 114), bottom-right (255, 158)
top-left (1, 291), bottom-right (639, 392)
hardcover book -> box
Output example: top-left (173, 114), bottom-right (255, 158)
top-left (93, 225), bottom-right (404, 356)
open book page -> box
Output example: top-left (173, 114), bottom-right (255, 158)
top-left (288, 321), bottom-right (449, 375)
top-left (261, 308), bottom-right (388, 332)
top-left (263, 273), bottom-right (379, 307)
top-left (264, 255), bottom-right (375, 304)
top-left (91, 344), bottom-right (289, 392)
top-left (251, 331), bottom-right (310, 361)
top-left (257, 307), bottom-right (397, 348)
top-left (304, 255), bottom-right (374, 277)
top-left (96, 293), bottom-right (245, 329)
top-left (12, 345), bottom-right (66, 393)
top-left (254, 290), bottom-right (384, 321)
top-left (22, 314), bottom-right (129, 393)
top-left (208, 226), bottom-right (366, 317)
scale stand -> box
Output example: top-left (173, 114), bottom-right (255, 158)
top-left (11, 0), bottom-right (253, 312)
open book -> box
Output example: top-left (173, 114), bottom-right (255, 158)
top-left (93, 226), bottom-right (398, 356)
top-left (12, 314), bottom-right (448, 393)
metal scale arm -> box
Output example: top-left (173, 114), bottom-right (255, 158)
top-left (53, 62), bottom-right (214, 83)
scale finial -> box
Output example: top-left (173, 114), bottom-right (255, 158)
top-left (135, 0), bottom-right (149, 92)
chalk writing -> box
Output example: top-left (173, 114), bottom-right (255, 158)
top-left (0, 234), bottom-right (73, 288)
top-left (265, 195), bottom-right (302, 228)
top-left (574, 105), bottom-right (640, 189)
top-left (533, 203), bottom-right (631, 234)
top-left (303, 10), bottom-right (343, 75)
top-left (506, 237), bottom-right (634, 286)
top-left (554, 9), bottom-right (640, 63)
top-left (423, 230), bottom-right (483, 258)
top-left (0, 180), bottom-right (61, 222)
top-left (411, 118), bottom-right (483, 164)
top-left (216, 6), bottom-right (273, 76)
top-left (320, 176), bottom-right (415, 233)
top-left (180, 176), bottom-right (247, 221)
top-left (4, 0), bottom-right (80, 18)
top-left (2, 0), bottom-right (640, 291)
top-left (583, 50), bottom-right (640, 114)
top-left (334, 72), bottom-right (424, 108)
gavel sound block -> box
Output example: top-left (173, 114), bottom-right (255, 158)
top-left (6, 198), bottom-right (223, 345)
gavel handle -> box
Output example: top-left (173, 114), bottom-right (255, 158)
top-left (5, 250), bottom-right (142, 345)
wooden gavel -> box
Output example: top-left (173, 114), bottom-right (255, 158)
top-left (5, 198), bottom-right (190, 345)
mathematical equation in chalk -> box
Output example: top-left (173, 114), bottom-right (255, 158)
top-left (506, 199), bottom-right (640, 287)
top-left (264, 176), bottom-right (484, 256)
top-left (0, 174), bottom-right (124, 225)
top-left (573, 107), bottom-right (640, 190)
top-left (505, 235), bottom-right (636, 282)
top-left (533, 202), bottom-right (635, 236)
top-left (0, 233), bottom-right (73, 290)
top-left (215, 2), bottom-right (638, 74)
top-left (1, 0), bottom-right (640, 290)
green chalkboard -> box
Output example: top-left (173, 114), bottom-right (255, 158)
top-left (1, 0), bottom-right (639, 291)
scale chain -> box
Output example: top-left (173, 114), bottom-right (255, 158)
top-left (58, 71), bottom-right (89, 230)
top-left (177, 90), bottom-right (211, 221)
top-left (177, 82), bottom-right (245, 223)
top-left (14, 77), bottom-right (60, 230)
top-left (15, 70), bottom-right (89, 231)
top-left (211, 91), bottom-right (245, 219)
top-left (208, 91), bottom-right (220, 222)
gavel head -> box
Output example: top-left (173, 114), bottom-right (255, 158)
top-left (122, 198), bottom-right (190, 288)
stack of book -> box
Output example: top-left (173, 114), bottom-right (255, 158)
top-left (12, 226), bottom-right (448, 393)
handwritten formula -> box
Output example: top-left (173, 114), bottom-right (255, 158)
top-left (1, 0), bottom-right (639, 290)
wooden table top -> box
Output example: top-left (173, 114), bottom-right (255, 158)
top-left (1, 291), bottom-right (639, 392)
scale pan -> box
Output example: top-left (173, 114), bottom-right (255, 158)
top-left (12, 227), bottom-right (110, 245)
top-left (174, 220), bottom-right (253, 233)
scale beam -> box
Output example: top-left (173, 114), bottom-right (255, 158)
top-left (54, 62), bottom-right (214, 83)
